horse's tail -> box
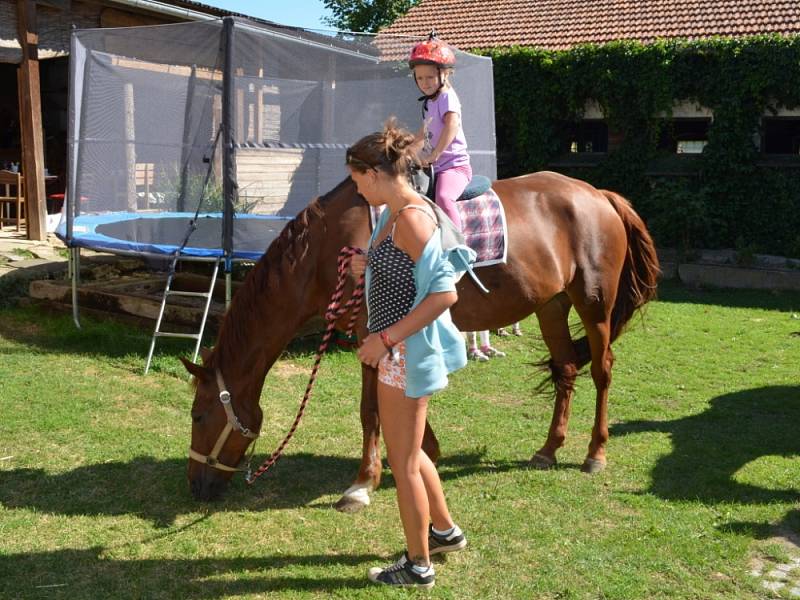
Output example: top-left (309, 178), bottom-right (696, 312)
top-left (536, 189), bottom-right (659, 392)
top-left (602, 189), bottom-right (660, 340)
top-left (571, 190), bottom-right (660, 369)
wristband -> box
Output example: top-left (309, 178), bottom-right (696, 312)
top-left (379, 330), bottom-right (397, 350)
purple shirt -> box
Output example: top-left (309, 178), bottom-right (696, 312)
top-left (423, 88), bottom-right (470, 172)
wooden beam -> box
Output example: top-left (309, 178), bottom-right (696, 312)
top-left (36, 0), bottom-right (69, 10)
top-left (16, 0), bottom-right (47, 240)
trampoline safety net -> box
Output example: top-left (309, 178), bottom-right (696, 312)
top-left (58, 18), bottom-right (496, 260)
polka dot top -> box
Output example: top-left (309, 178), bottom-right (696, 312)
top-left (366, 204), bottom-right (438, 334)
top-left (367, 234), bottom-right (416, 333)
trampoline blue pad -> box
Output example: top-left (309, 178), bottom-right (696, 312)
top-left (56, 213), bottom-right (292, 260)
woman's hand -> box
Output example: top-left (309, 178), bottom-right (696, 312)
top-left (350, 253), bottom-right (367, 279)
top-left (357, 333), bottom-right (389, 368)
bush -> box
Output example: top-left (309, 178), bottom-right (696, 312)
top-left (480, 36), bottom-right (800, 258)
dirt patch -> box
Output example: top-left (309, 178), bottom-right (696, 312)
top-left (488, 392), bottom-right (526, 407)
top-left (271, 362), bottom-right (307, 379)
top-left (0, 319), bottom-right (44, 339)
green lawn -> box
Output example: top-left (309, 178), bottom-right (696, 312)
top-left (1, 281), bottom-right (798, 599)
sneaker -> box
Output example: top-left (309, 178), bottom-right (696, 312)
top-left (512, 324), bottom-right (523, 336)
top-left (429, 524), bottom-right (468, 555)
top-left (367, 552), bottom-right (435, 588)
top-left (468, 347), bottom-right (490, 362)
top-left (496, 327), bottom-right (510, 337)
top-left (480, 345), bottom-right (506, 358)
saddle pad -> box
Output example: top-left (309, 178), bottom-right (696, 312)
top-left (457, 188), bottom-right (508, 267)
top-left (369, 189), bottom-right (507, 268)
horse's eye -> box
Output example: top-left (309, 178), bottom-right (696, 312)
top-left (192, 414), bottom-right (203, 424)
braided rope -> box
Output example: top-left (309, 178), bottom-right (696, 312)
top-left (246, 246), bottom-right (365, 484)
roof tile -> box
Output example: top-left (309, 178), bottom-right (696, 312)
top-left (382, 0), bottom-right (800, 49)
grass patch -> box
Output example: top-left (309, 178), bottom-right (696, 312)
top-left (0, 281), bottom-right (798, 598)
top-left (10, 248), bottom-right (36, 259)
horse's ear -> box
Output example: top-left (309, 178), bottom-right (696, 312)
top-left (199, 347), bottom-right (213, 364)
top-left (180, 356), bottom-right (211, 382)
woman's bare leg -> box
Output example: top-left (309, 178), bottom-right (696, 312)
top-left (419, 447), bottom-right (454, 531)
top-left (378, 381), bottom-right (448, 565)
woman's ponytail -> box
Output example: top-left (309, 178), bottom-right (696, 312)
top-left (346, 117), bottom-right (419, 177)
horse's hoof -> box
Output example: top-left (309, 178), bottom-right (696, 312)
top-left (530, 453), bottom-right (556, 470)
top-left (334, 495), bottom-right (368, 513)
top-left (334, 483), bottom-right (371, 513)
top-left (581, 458), bottom-right (606, 474)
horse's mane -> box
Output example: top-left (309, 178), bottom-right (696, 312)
top-left (206, 178), bottom-right (355, 371)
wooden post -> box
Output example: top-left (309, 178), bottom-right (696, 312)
top-left (123, 82), bottom-right (137, 211)
top-left (16, 0), bottom-right (46, 240)
top-left (255, 67), bottom-right (264, 144)
top-left (235, 67), bottom-right (244, 143)
top-left (212, 94), bottom-right (222, 181)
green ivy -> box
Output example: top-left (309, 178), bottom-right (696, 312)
top-left (479, 36), bottom-right (800, 258)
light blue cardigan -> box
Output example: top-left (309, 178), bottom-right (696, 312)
top-left (365, 198), bottom-right (481, 398)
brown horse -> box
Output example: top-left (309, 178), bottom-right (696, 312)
top-left (181, 171), bottom-right (659, 506)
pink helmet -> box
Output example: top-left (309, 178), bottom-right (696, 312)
top-left (408, 32), bottom-right (456, 69)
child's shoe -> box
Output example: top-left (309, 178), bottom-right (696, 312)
top-left (480, 345), bottom-right (506, 358)
top-left (512, 323), bottom-right (523, 336)
top-left (468, 347), bottom-right (490, 362)
top-left (496, 327), bottom-right (510, 336)
top-left (367, 552), bottom-right (435, 588)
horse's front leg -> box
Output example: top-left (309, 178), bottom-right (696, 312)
top-left (335, 364), bottom-right (382, 512)
top-left (423, 420), bottom-right (440, 462)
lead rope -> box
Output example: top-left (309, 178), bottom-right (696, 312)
top-left (246, 246), bottom-right (366, 484)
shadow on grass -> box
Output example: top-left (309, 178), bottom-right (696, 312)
top-left (0, 547), bottom-right (381, 598)
top-left (721, 508), bottom-right (800, 543)
top-left (611, 385), bottom-right (800, 505)
top-left (0, 450), bottom-right (527, 528)
top-left (656, 278), bottom-right (800, 311)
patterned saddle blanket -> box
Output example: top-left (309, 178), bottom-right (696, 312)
top-left (369, 188), bottom-right (508, 268)
top-left (456, 188), bottom-right (507, 267)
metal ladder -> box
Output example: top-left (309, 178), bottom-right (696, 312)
top-left (144, 255), bottom-right (221, 374)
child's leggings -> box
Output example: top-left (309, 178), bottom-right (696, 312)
top-left (435, 164), bottom-right (471, 232)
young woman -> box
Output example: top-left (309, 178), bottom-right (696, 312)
top-left (347, 120), bottom-right (470, 589)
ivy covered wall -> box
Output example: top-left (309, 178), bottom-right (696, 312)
top-left (481, 36), bottom-right (800, 258)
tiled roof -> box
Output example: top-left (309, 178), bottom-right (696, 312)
top-left (381, 0), bottom-right (800, 50)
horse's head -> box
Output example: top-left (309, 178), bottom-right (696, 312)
top-left (181, 350), bottom-right (262, 501)
top-left (177, 178), bottom-right (367, 502)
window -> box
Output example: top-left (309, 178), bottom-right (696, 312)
top-left (762, 118), bottom-right (800, 154)
top-left (567, 120), bottom-right (608, 153)
top-left (658, 119), bottom-right (710, 154)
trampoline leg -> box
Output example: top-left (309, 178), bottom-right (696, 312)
top-left (70, 247), bottom-right (81, 329)
top-left (225, 271), bottom-right (232, 308)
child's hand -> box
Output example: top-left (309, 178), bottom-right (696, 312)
top-left (420, 152), bottom-right (437, 167)
top-left (357, 333), bottom-right (388, 368)
top-left (350, 253), bottom-right (367, 279)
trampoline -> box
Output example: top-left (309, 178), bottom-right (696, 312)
top-left (56, 213), bottom-right (290, 261)
top-left (60, 17), bottom-right (496, 370)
